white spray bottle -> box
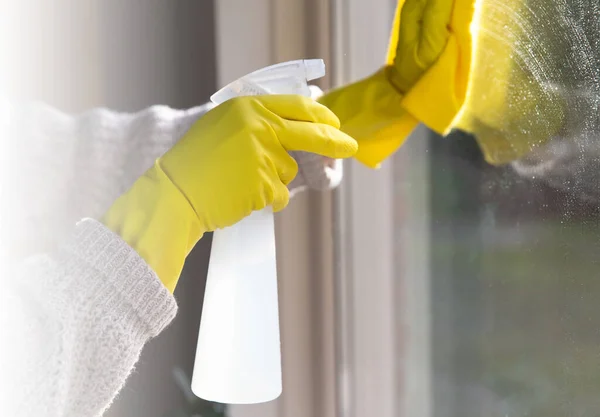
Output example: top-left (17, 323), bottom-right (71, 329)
top-left (191, 59), bottom-right (326, 404)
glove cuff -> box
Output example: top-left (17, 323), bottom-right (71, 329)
top-left (102, 162), bottom-right (204, 292)
top-left (320, 69), bottom-right (418, 168)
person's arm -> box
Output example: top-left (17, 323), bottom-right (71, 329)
top-left (0, 100), bottom-right (191, 417)
top-left (319, 0), bottom-right (474, 168)
top-left (0, 99), bottom-right (213, 259)
top-left (0, 220), bottom-right (177, 417)
top-left (0, 96), bottom-right (342, 260)
top-left (0, 95), bottom-right (356, 416)
top-left (103, 95), bottom-right (358, 292)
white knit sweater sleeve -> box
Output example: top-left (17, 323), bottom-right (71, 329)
top-left (1, 219), bottom-right (177, 417)
top-left (0, 100), bottom-right (214, 256)
top-left (0, 101), bottom-right (208, 416)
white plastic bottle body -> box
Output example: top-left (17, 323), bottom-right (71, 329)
top-left (191, 59), bottom-right (326, 404)
top-left (192, 209), bottom-right (280, 403)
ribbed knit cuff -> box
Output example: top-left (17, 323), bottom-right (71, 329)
top-left (55, 219), bottom-right (178, 338)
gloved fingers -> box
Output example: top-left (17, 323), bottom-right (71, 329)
top-left (257, 94), bottom-right (341, 128)
top-left (269, 148), bottom-right (299, 185)
top-left (271, 181), bottom-right (291, 212)
top-left (391, 0), bottom-right (453, 92)
top-left (275, 120), bottom-right (358, 159)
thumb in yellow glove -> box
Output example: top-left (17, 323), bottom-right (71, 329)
top-left (103, 95), bottom-right (357, 292)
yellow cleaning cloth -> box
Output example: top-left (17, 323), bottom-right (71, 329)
top-left (449, 0), bottom-right (565, 165)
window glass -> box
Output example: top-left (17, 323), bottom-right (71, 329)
top-left (428, 130), bottom-right (600, 416)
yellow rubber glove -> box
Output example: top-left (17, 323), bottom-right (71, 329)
top-left (103, 95), bottom-right (358, 292)
top-left (320, 0), bottom-right (475, 168)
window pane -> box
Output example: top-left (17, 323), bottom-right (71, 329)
top-left (428, 130), bottom-right (600, 417)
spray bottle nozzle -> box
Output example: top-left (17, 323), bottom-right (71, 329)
top-left (303, 59), bottom-right (326, 81)
top-left (211, 59), bottom-right (326, 105)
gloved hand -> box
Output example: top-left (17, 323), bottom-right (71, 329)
top-left (288, 86), bottom-right (344, 196)
top-left (319, 0), bottom-right (474, 168)
top-left (103, 95), bottom-right (358, 293)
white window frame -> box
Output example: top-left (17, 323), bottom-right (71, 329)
top-left (331, 1), bottom-right (432, 417)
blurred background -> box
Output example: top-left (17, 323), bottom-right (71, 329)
top-left (3, 1), bottom-right (600, 417)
